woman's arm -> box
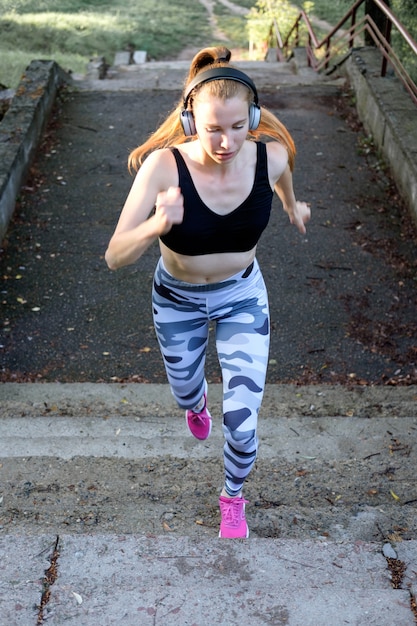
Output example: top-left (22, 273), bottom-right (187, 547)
top-left (274, 165), bottom-right (310, 235)
top-left (105, 150), bottom-right (183, 270)
top-left (267, 142), bottom-right (311, 235)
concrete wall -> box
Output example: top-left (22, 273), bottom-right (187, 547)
top-left (344, 48), bottom-right (417, 224)
top-left (0, 60), bottom-right (70, 242)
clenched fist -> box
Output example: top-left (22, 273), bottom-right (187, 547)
top-left (286, 201), bottom-right (311, 235)
top-left (155, 186), bottom-right (184, 235)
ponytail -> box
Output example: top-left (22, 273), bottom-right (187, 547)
top-left (128, 46), bottom-right (296, 172)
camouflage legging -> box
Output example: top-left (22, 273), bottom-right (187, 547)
top-left (152, 257), bottom-right (270, 496)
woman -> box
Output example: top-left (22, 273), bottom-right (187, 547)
top-left (105, 46), bottom-right (310, 538)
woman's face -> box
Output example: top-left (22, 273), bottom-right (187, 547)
top-left (192, 94), bottom-right (249, 164)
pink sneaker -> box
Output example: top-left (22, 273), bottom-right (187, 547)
top-left (219, 495), bottom-right (249, 538)
top-left (185, 392), bottom-right (212, 440)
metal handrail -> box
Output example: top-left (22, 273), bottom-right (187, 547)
top-left (267, 18), bottom-right (285, 61)
top-left (277, 0), bottom-right (417, 105)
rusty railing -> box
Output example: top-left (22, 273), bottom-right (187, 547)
top-left (273, 0), bottom-right (417, 105)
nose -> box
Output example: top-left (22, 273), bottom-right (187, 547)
top-left (220, 133), bottom-right (231, 149)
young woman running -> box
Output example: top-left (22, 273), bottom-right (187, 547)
top-left (105, 46), bottom-right (310, 538)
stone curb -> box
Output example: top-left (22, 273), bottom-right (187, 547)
top-left (344, 47), bottom-right (417, 224)
top-left (0, 60), bottom-right (70, 241)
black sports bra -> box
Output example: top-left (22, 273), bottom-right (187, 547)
top-left (159, 142), bottom-right (273, 256)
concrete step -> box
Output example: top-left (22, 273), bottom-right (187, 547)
top-left (1, 388), bottom-right (416, 543)
top-left (0, 533), bottom-right (414, 625)
top-left (1, 383), bottom-right (416, 623)
top-left (73, 58), bottom-right (330, 91)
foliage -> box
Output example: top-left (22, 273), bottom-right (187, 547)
top-left (291, 0), bottom-right (352, 25)
top-left (245, 0), bottom-right (301, 59)
top-left (390, 0), bottom-right (417, 83)
top-left (296, 0), bottom-right (417, 85)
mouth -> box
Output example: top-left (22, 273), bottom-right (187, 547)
top-left (215, 151), bottom-right (235, 161)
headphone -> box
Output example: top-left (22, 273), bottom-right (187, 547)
top-left (180, 67), bottom-right (261, 136)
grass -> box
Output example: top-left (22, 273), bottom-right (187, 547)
top-left (1, 0), bottom-right (415, 88)
top-left (0, 48), bottom-right (89, 89)
top-left (0, 0), bottom-right (211, 88)
top-left (213, 1), bottom-right (251, 51)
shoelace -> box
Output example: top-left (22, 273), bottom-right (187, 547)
top-left (221, 499), bottom-right (246, 527)
top-left (189, 410), bottom-right (206, 424)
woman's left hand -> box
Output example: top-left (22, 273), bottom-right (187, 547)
top-left (287, 201), bottom-right (311, 234)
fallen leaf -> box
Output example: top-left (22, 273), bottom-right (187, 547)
top-left (296, 469), bottom-right (309, 477)
top-left (388, 532), bottom-right (403, 543)
top-left (71, 591), bottom-right (83, 605)
top-left (390, 489), bottom-right (400, 501)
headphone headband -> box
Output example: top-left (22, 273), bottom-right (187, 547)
top-left (183, 67), bottom-right (259, 109)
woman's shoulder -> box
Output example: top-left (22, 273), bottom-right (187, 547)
top-left (140, 147), bottom-right (179, 175)
top-left (136, 147), bottom-right (179, 188)
top-left (265, 140), bottom-right (289, 181)
top-left (143, 146), bottom-right (176, 165)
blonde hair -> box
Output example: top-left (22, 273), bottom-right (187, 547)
top-left (128, 46), bottom-right (296, 172)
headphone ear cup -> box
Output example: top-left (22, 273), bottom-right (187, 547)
top-left (181, 105), bottom-right (259, 134)
top-left (180, 110), bottom-right (196, 136)
top-left (249, 103), bottom-right (261, 130)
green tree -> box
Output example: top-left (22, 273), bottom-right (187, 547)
top-left (246, 0), bottom-right (300, 59)
top-left (390, 0), bottom-right (417, 83)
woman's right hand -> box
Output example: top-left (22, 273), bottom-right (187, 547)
top-left (155, 186), bottom-right (184, 235)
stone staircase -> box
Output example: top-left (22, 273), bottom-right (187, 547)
top-left (74, 55), bottom-right (330, 92)
top-left (0, 384), bottom-right (416, 624)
